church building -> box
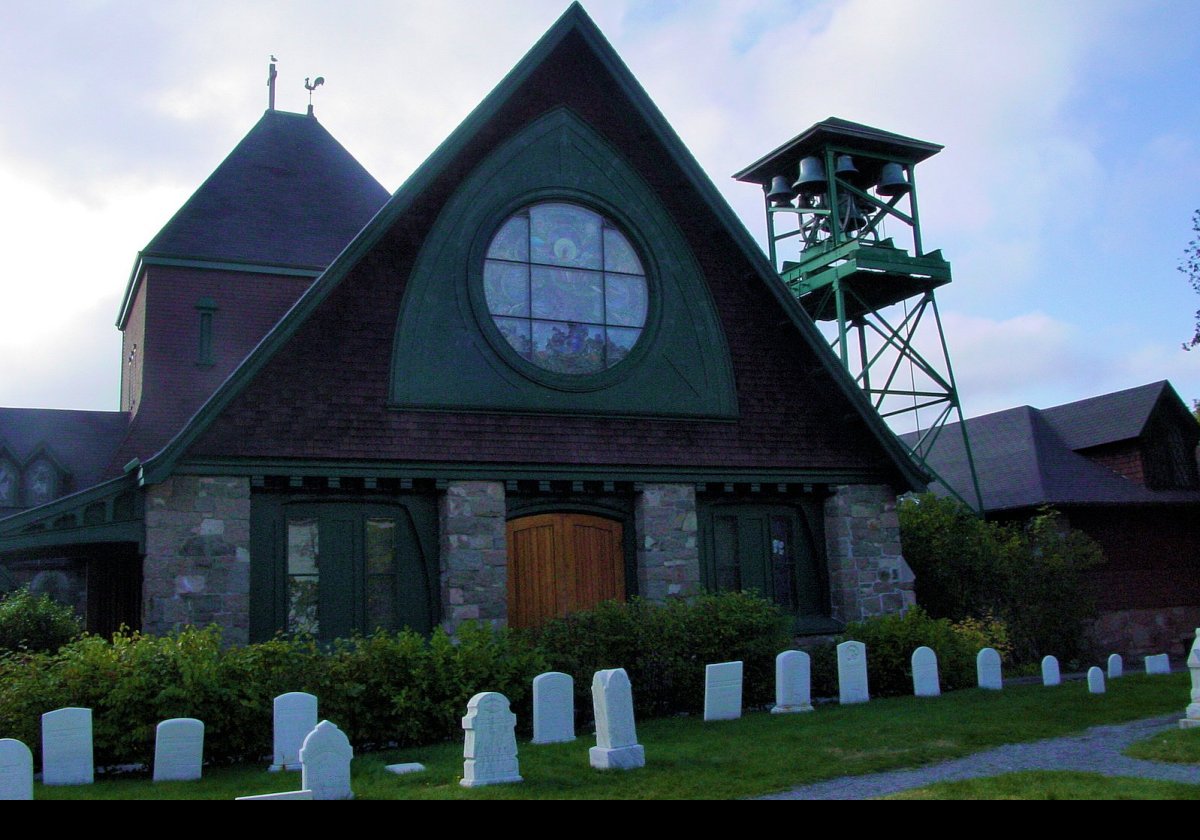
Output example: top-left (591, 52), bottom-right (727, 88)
top-left (0, 6), bottom-right (922, 644)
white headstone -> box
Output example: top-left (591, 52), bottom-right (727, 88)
top-left (1087, 666), bottom-right (1106, 694)
top-left (299, 721), bottom-right (353, 801)
top-left (235, 790), bottom-right (314, 800)
top-left (0, 739), bottom-right (33, 801)
top-left (837, 641), bottom-right (869, 704)
top-left (153, 718), bottom-right (204, 782)
top-left (532, 672), bottom-right (575, 744)
top-left (703, 661), bottom-right (744, 721)
top-left (384, 763), bottom-right (425, 775)
top-left (1107, 653), bottom-right (1124, 680)
top-left (271, 692), bottom-right (318, 772)
top-left (1181, 628), bottom-right (1199, 730)
top-left (911, 646), bottom-right (941, 698)
top-left (41, 707), bottom-right (93, 786)
top-left (589, 668), bottom-right (645, 770)
top-left (1041, 655), bottom-right (1061, 687)
top-left (772, 650), bottom-right (814, 714)
top-left (976, 647), bottom-right (1003, 690)
top-left (1145, 653), bottom-right (1171, 675)
top-left (461, 692), bottom-right (522, 788)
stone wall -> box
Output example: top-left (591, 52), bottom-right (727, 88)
top-left (143, 476), bottom-right (251, 643)
top-left (634, 483), bottom-right (701, 602)
top-left (824, 483), bottom-right (914, 623)
top-left (1089, 606), bottom-right (1200, 660)
top-left (439, 481), bottom-right (507, 634)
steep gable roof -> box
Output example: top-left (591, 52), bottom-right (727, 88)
top-left (1040, 380), bottom-right (1179, 451)
top-left (135, 3), bottom-right (926, 490)
top-left (117, 110), bottom-right (390, 329)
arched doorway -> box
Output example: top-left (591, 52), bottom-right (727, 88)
top-left (506, 512), bottom-right (625, 629)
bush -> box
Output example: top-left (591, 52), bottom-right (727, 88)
top-left (0, 587), bottom-right (82, 654)
top-left (528, 592), bottom-right (791, 720)
top-left (899, 494), bottom-right (1102, 665)
top-left (0, 623), bottom-right (547, 768)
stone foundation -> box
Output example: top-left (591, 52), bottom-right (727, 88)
top-left (143, 476), bottom-right (251, 643)
top-left (634, 483), bottom-right (700, 602)
top-left (824, 484), bottom-right (914, 623)
top-left (439, 481), bottom-right (507, 634)
top-left (1088, 606), bottom-right (1200, 660)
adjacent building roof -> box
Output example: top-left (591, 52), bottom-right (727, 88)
top-left (907, 381), bottom-right (1200, 512)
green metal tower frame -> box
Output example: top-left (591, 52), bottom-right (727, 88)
top-left (734, 119), bottom-right (984, 511)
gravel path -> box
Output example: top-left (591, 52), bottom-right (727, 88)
top-left (761, 715), bottom-right (1199, 800)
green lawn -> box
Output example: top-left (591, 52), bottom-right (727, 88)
top-left (1125, 725), bottom-right (1200, 764)
top-left (33, 673), bottom-right (1191, 800)
top-left (887, 772), bottom-right (1200, 800)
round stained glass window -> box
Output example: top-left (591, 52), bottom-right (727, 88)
top-left (483, 202), bottom-right (648, 375)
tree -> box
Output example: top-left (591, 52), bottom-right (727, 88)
top-left (1183, 209), bottom-right (1200, 350)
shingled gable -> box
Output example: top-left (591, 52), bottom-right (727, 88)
top-left (117, 108), bottom-right (390, 330)
top-left (138, 3), bottom-right (925, 491)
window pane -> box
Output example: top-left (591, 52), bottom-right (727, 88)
top-left (531, 266), bottom-right (604, 323)
top-left (0, 461), bottom-right (17, 506)
top-left (494, 317), bottom-right (532, 360)
top-left (366, 519), bottom-right (395, 575)
top-left (532, 321), bottom-right (605, 374)
top-left (484, 260), bottom-right (529, 317)
top-left (603, 227), bottom-right (643, 275)
top-left (366, 518), bottom-right (396, 631)
top-left (24, 460), bottom-right (57, 507)
top-left (606, 327), bottom-right (641, 366)
top-left (486, 215), bottom-right (529, 262)
top-left (770, 515), bottom-right (797, 612)
top-left (605, 274), bottom-right (647, 327)
top-left (287, 519), bottom-right (319, 636)
top-left (367, 575), bottom-right (396, 631)
top-left (531, 204), bottom-right (602, 269)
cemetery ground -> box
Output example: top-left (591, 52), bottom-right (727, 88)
top-left (31, 672), bottom-right (1197, 800)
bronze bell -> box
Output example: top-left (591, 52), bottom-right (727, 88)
top-left (792, 156), bottom-right (827, 195)
top-left (834, 154), bottom-right (865, 186)
top-left (837, 192), bottom-right (867, 233)
top-left (876, 162), bottom-right (911, 197)
top-left (767, 175), bottom-right (796, 206)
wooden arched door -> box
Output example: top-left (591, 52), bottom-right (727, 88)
top-left (506, 513), bottom-right (625, 629)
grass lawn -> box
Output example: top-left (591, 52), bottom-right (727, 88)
top-left (1124, 725), bottom-right (1200, 764)
top-left (33, 673), bottom-right (1190, 800)
top-left (886, 772), bottom-right (1200, 800)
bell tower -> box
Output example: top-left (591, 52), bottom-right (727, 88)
top-left (735, 118), bottom-right (982, 510)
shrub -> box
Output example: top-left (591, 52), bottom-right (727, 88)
top-left (528, 592), bottom-right (790, 720)
top-left (0, 587), bottom-right (82, 654)
top-left (899, 494), bottom-right (1103, 665)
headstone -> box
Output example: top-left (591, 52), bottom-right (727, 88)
top-left (911, 646), bottom-right (941, 698)
top-left (384, 763), bottom-right (426, 775)
top-left (461, 692), bottom-right (522, 787)
top-left (0, 739), bottom-right (33, 801)
top-left (271, 692), bottom-right (318, 772)
top-left (236, 790), bottom-right (314, 800)
top-left (532, 672), bottom-right (575, 744)
top-left (837, 640), bottom-right (869, 704)
top-left (1145, 653), bottom-right (1171, 675)
top-left (1107, 653), bottom-right (1123, 680)
top-left (772, 650), bottom-right (814, 714)
top-left (976, 647), bottom-right (1003, 690)
top-left (703, 661), bottom-right (744, 721)
top-left (153, 718), bottom-right (204, 782)
top-left (41, 707), bottom-right (93, 786)
top-left (1087, 666), bottom-right (1106, 694)
top-left (589, 668), bottom-right (645, 770)
top-left (1180, 628), bottom-right (1199, 731)
top-left (1041, 655), bottom-right (1061, 687)
top-left (299, 720), bottom-right (353, 801)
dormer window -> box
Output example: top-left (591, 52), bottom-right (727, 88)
top-left (196, 297), bottom-right (218, 366)
top-left (23, 458), bottom-right (59, 507)
top-left (484, 202), bottom-right (648, 375)
top-left (0, 458), bottom-right (17, 506)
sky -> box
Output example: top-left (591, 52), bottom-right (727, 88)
top-left (1, 0), bottom-right (1197, 426)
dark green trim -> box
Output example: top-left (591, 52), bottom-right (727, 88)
top-left (0, 520), bottom-right (143, 553)
top-left (174, 457), bottom-right (895, 486)
top-left (0, 474), bottom-right (143, 553)
top-left (136, 2), bottom-right (925, 492)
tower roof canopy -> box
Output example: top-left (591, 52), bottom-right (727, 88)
top-left (143, 109), bottom-right (390, 270)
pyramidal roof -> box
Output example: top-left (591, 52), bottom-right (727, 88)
top-left (142, 109), bottom-right (390, 270)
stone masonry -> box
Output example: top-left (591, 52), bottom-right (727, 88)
top-left (440, 481), bottom-right (507, 634)
top-left (143, 476), bottom-right (251, 643)
top-left (634, 483), bottom-right (701, 602)
top-left (824, 484), bottom-right (914, 623)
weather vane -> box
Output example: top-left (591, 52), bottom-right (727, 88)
top-left (304, 75), bottom-right (325, 116)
